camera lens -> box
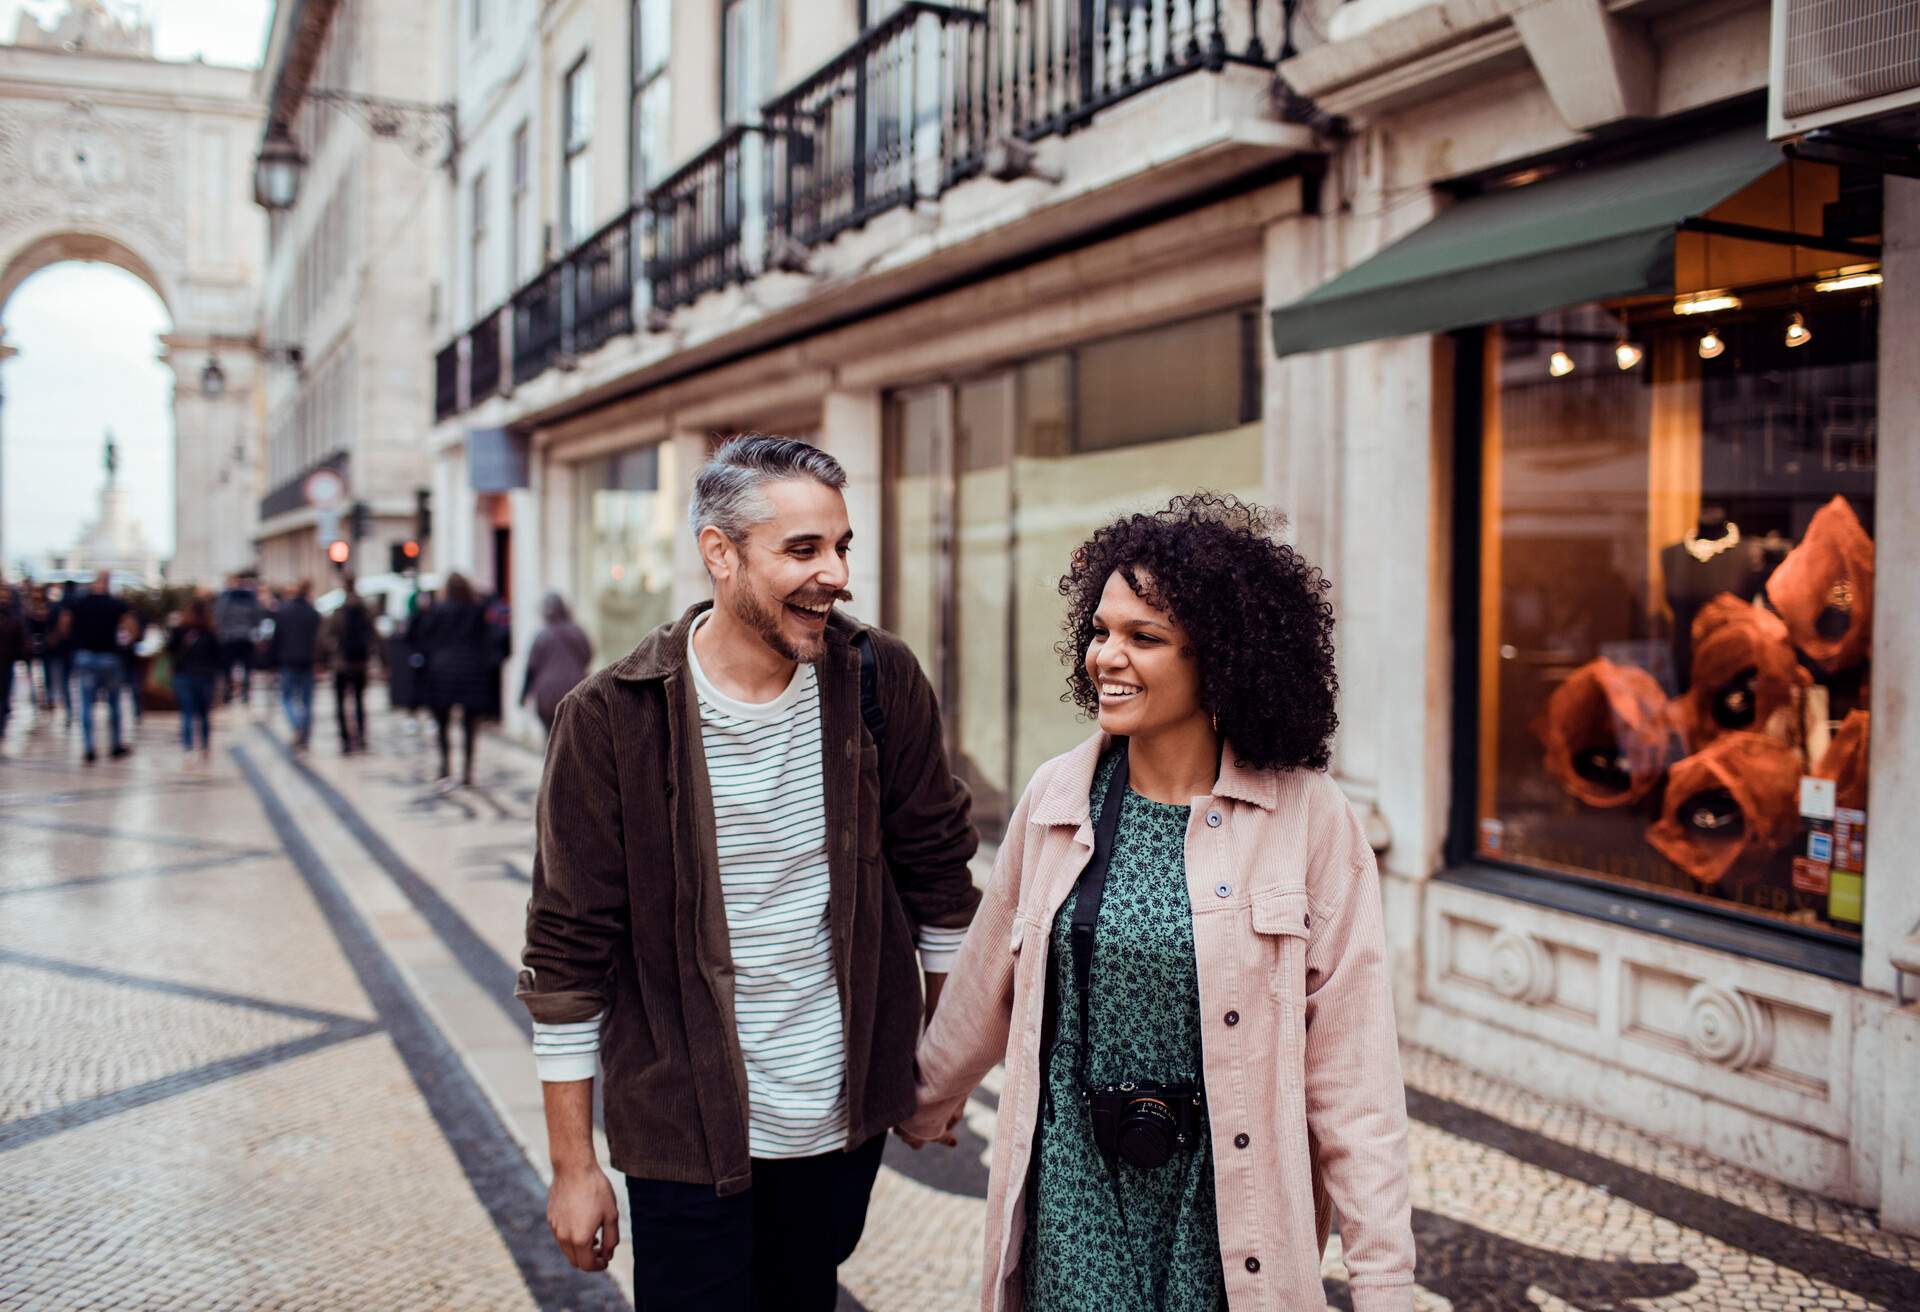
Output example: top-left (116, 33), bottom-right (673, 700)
top-left (1117, 1097), bottom-right (1179, 1169)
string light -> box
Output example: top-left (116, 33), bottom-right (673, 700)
top-left (1785, 311), bottom-right (1812, 348)
top-left (1549, 349), bottom-right (1575, 377)
top-left (1675, 291), bottom-right (1741, 315)
top-left (1814, 264), bottom-right (1882, 293)
top-left (1698, 329), bottom-right (1725, 360)
top-left (1614, 339), bottom-right (1643, 370)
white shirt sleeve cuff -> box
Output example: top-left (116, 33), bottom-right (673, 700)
top-left (533, 1012), bottom-right (604, 1083)
top-left (917, 924), bottom-right (969, 974)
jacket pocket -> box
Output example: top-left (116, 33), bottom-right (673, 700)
top-left (1250, 887), bottom-right (1312, 1003)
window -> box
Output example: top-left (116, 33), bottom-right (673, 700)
top-left (562, 57), bottom-right (594, 248)
top-left (883, 309), bottom-right (1264, 838)
top-left (469, 170), bottom-right (489, 319)
top-left (575, 442), bottom-right (682, 662)
top-left (471, 0), bottom-right (484, 38)
top-left (721, 0), bottom-right (774, 127)
top-left (630, 0), bottom-right (671, 202)
top-left (510, 121), bottom-right (530, 286)
top-left (1470, 161), bottom-right (1879, 944)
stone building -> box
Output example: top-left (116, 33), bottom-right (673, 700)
top-left (250, 0), bottom-right (448, 587)
top-left (423, 0), bottom-right (1919, 1228)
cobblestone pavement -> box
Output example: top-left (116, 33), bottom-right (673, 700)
top-left (4, 687), bottom-right (1919, 1311)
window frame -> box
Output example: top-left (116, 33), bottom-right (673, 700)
top-left (1441, 326), bottom-right (1865, 984)
top-left (469, 169), bottom-right (489, 321)
top-left (561, 55), bottom-right (594, 250)
top-left (629, 0), bottom-right (671, 204)
top-left (510, 120), bottom-right (530, 288)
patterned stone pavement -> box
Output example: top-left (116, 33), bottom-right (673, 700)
top-left (3, 683), bottom-right (1918, 1311)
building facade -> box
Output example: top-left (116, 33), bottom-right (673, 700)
top-left (425, 0), bottom-right (1919, 1227)
top-left (253, 0), bottom-right (446, 588)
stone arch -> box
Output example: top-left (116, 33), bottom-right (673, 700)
top-left (0, 225), bottom-right (177, 320)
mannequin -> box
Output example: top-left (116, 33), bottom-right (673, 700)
top-left (1661, 506), bottom-right (1760, 686)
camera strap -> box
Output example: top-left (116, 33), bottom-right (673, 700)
top-left (1067, 740), bottom-right (1130, 1090)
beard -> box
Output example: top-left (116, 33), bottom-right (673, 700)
top-left (729, 552), bottom-right (846, 665)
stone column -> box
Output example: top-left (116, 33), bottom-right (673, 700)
top-left (820, 387), bottom-right (883, 624)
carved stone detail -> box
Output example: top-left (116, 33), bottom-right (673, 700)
top-left (1489, 928), bottom-right (1556, 1006)
top-left (1684, 983), bottom-right (1774, 1070)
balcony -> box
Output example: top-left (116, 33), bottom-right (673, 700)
top-left (433, 338), bottom-right (461, 422)
top-left (434, 0), bottom-right (1280, 412)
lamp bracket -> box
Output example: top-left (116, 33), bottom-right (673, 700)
top-left (306, 89), bottom-right (458, 164)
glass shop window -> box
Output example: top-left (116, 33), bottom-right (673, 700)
top-left (1474, 162), bottom-right (1880, 941)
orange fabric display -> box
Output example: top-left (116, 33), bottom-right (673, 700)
top-left (1647, 732), bottom-right (1802, 886)
top-left (1814, 710), bottom-right (1870, 812)
top-left (1678, 594), bottom-right (1810, 749)
top-left (1765, 495), bottom-right (1874, 672)
top-left (1537, 658), bottom-right (1674, 808)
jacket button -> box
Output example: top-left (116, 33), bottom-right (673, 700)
top-left (1234, 1132), bottom-right (1250, 1149)
top-left (1214, 882), bottom-right (1231, 898)
top-left (1245, 1256), bottom-right (1260, 1273)
top-left (1206, 811), bottom-right (1222, 828)
top-left (1224, 1010), bottom-right (1239, 1026)
top-left (1303, 912), bottom-right (1312, 929)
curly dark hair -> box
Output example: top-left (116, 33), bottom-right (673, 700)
top-left (1056, 492), bottom-right (1339, 772)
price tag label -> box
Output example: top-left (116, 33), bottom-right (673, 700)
top-left (1798, 776), bottom-right (1836, 821)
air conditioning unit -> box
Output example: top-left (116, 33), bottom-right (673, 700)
top-left (1769, 0), bottom-right (1920, 139)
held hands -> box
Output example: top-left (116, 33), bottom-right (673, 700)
top-left (893, 1106), bottom-right (963, 1151)
top-left (548, 1163), bottom-right (621, 1271)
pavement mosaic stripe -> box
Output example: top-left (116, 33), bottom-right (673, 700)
top-left (232, 744), bottom-right (629, 1312)
top-left (1405, 1087), bottom-right (1920, 1307)
top-left (0, 1022), bottom-right (379, 1152)
top-left (0, 848), bottom-right (278, 898)
top-left (257, 725), bottom-right (531, 1040)
top-left (0, 948), bottom-right (376, 1028)
top-left (0, 813), bottom-right (266, 855)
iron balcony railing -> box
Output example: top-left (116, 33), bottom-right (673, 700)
top-left (763, 2), bottom-right (988, 252)
top-left (433, 337), bottom-right (462, 422)
top-left (646, 125), bottom-right (753, 312)
top-left (468, 302), bottom-right (506, 402)
top-left (448, 0), bottom-right (1276, 398)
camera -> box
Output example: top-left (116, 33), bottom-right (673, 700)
top-left (1086, 1081), bottom-right (1205, 1169)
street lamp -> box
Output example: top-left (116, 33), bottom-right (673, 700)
top-left (253, 124), bottom-right (305, 212)
top-left (202, 356), bottom-right (227, 397)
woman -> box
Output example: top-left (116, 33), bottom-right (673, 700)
top-left (519, 591), bottom-right (593, 734)
top-left (413, 573), bottom-right (497, 786)
top-left (902, 494), bottom-right (1414, 1312)
top-left (168, 598), bottom-right (223, 758)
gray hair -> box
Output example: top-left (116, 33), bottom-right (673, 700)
top-left (688, 434), bottom-right (847, 543)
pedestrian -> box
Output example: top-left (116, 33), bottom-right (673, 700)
top-left (0, 585), bottom-right (25, 748)
top-left (519, 436), bottom-right (979, 1308)
top-left (269, 580), bottom-right (321, 750)
top-left (34, 585), bottom-right (74, 725)
top-left (168, 598), bottom-right (222, 760)
top-left (117, 603), bottom-right (144, 728)
top-left (214, 573), bottom-right (264, 704)
top-left (319, 577), bottom-right (375, 753)
top-left (899, 494), bottom-right (1416, 1312)
top-left (413, 573), bottom-right (496, 786)
top-left (519, 591), bottom-right (592, 734)
top-left (67, 571), bottom-right (132, 763)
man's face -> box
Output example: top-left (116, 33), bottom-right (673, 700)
top-left (712, 478), bottom-right (853, 664)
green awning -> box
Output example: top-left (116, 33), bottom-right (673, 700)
top-left (1270, 128), bottom-right (1785, 358)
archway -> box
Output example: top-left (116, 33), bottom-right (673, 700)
top-left (0, 7), bottom-right (266, 584)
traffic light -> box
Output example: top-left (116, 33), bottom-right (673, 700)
top-left (389, 539), bottom-right (422, 574)
top-left (327, 539), bottom-right (351, 570)
top-left (349, 500), bottom-right (371, 541)
top-left (415, 488), bottom-right (432, 541)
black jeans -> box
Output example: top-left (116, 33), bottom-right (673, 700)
top-left (221, 639), bottom-right (255, 702)
top-left (335, 669), bottom-right (367, 749)
top-left (625, 1133), bottom-right (886, 1312)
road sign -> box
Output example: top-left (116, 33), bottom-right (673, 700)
top-left (303, 468), bottom-right (347, 510)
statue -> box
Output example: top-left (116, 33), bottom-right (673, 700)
top-left (104, 430), bottom-right (117, 481)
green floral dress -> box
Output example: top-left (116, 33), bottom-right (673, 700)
top-left (1022, 752), bottom-right (1225, 1311)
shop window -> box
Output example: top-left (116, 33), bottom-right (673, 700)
top-left (884, 308), bottom-right (1264, 837)
top-left (1472, 164), bottom-right (1879, 942)
top-left (575, 442), bottom-right (680, 665)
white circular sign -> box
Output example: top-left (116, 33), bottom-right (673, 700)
top-left (303, 469), bottom-right (346, 510)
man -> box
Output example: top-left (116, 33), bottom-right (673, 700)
top-left (213, 573), bottom-right (263, 704)
top-left (319, 577), bottom-right (374, 752)
top-left (520, 436), bottom-right (978, 1310)
top-left (0, 585), bottom-right (24, 749)
top-left (67, 571), bottom-right (132, 763)
top-left (269, 580), bottom-right (321, 750)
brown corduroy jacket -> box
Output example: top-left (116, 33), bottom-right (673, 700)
top-left (517, 603), bottom-right (980, 1195)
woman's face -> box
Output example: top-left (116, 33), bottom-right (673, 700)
top-left (1085, 568), bottom-right (1205, 740)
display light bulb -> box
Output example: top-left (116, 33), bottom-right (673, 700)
top-left (1614, 340), bottom-right (1643, 370)
top-left (1698, 330), bottom-right (1725, 360)
top-left (1813, 265), bottom-right (1882, 293)
top-left (1675, 291), bottom-right (1742, 315)
top-left (1549, 349), bottom-right (1575, 377)
top-left (1784, 311), bottom-right (1812, 349)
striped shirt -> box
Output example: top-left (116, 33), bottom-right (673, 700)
top-left (531, 614), bottom-right (968, 1159)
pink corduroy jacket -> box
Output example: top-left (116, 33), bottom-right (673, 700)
top-left (903, 731), bottom-right (1416, 1312)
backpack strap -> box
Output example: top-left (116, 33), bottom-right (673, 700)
top-left (854, 630), bottom-right (886, 750)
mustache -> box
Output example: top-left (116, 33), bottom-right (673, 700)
top-left (786, 588), bottom-right (853, 606)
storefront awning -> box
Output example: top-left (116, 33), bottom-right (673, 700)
top-left (1269, 129), bottom-right (1786, 358)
